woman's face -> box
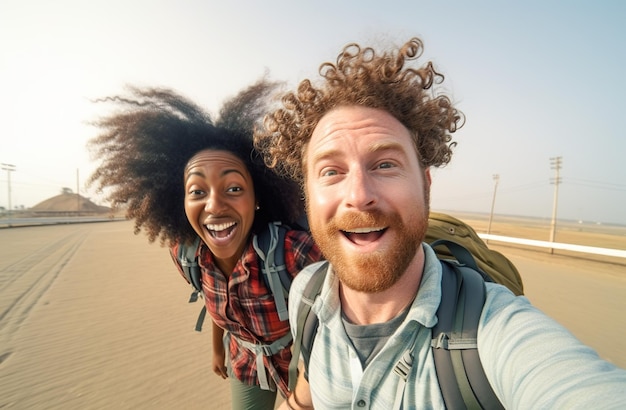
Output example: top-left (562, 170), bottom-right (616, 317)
top-left (184, 149), bottom-right (256, 274)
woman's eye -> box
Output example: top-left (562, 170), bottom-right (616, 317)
top-left (189, 189), bottom-right (204, 196)
top-left (227, 186), bottom-right (243, 193)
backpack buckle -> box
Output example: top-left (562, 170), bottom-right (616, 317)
top-left (432, 332), bottom-right (449, 349)
top-left (262, 345), bottom-right (274, 356)
top-left (393, 350), bottom-right (413, 381)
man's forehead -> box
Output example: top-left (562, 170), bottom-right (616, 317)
top-left (303, 105), bottom-right (420, 167)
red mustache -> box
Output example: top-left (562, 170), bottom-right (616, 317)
top-left (327, 210), bottom-right (398, 232)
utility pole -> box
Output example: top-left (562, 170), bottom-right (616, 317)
top-left (549, 156), bottom-right (562, 254)
top-left (1, 163), bottom-right (16, 219)
top-left (487, 174), bottom-right (500, 236)
top-left (76, 168), bottom-right (80, 215)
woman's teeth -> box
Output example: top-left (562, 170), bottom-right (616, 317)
top-left (205, 221), bottom-right (236, 232)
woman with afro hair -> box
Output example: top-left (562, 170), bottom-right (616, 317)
top-left (88, 79), bottom-right (322, 410)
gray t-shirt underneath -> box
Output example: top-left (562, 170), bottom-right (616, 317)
top-left (342, 305), bottom-right (410, 368)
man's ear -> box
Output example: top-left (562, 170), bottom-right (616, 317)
top-left (424, 167), bottom-right (432, 188)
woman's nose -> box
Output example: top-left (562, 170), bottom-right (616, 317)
top-left (204, 192), bottom-right (226, 213)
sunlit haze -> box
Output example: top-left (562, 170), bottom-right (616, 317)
top-left (1, 0), bottom-right (625, 225)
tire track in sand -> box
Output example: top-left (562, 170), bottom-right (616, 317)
top-left (0, 228), bottom-right (87, 363)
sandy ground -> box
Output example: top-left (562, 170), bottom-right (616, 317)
top-left (0, 221), bottom-right (224, 409)
top-left (0, 218), bottom-right (625, 409)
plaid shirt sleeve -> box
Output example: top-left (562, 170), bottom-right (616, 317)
top-left (284, 229), bottom-right (323, 279)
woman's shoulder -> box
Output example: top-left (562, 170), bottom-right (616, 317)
top-left (284, 228), bottom-right (322, 263)
top-left (285, 226), bottom-right (314, 241)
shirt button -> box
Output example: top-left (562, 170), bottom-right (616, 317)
top-left (357, 399), bottom-right (366, 407)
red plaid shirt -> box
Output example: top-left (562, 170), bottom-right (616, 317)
top-left (170, 226), bottom-right (322, 395)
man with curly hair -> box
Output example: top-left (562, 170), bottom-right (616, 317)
top-left (255, 38), bottom-right (626, 409)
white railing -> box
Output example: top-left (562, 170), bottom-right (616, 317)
top-left (478, 234), bottom-right (626, 259)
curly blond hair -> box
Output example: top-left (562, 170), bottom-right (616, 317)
top-left (255, 37), bottom-right (464, 185)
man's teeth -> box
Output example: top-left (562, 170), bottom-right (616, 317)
top-left (205, 221), bottom-right (236, 232)
top-left (346, 227), bottom-right (384, 234)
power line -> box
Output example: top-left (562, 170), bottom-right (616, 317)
top-left (564, 178), bottom-right (626, 192)
top-left (499, 181), bottom-right (548, 194)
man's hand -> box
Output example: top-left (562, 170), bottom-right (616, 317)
top-left (280, 368), bottom-right (313, 409)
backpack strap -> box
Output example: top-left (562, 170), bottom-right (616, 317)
top-left (392, 345), bottom-right (418, 409)
top-left (235, 331), bottom-right (293, 391)
top-left (288, 261), bottom-right (328, 391)
top-left (178, 236), bottom-right (203, 294)
top-left (253, 222), bottom-right (291, 321)
top-left (430, 239), bottom-right (493, 283)
top-left (432, 260), bottom-right (504, 409)
top-left (177, 237), bottom-right (207, 331)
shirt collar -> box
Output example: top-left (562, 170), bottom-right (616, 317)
top-left (406, 243), bottom-right (441, 328)
top-left (317, 243), bottom-right (442, 329)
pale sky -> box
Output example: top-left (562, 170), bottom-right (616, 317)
top-left (1, 0), bottom-right (625, 225)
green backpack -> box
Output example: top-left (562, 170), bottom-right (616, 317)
top-left (289, 212), bottom-right (524, 409)
top-left (426, 212), bottom-right (523, 296)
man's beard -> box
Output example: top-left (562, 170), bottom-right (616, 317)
top-left (309, 205), bottom-right (429, 293)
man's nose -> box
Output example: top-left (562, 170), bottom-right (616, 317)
top-left (345, 168), bottom-right (377, 209)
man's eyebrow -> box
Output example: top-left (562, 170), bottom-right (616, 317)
top-left (310, 147), bottom-right (341, 164)
top-left (368, 141), bottom-right (406, 154)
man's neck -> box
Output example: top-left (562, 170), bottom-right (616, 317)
top-left (339, 246), bottom-right (425, 325)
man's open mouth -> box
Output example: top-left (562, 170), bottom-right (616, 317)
top-left (342, 227), bottom-right (386, 244)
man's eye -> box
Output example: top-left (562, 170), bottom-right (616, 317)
top-left (378, 161), bottom-right (394, 169)
top-left (321, 169), bottom-right (338, 177)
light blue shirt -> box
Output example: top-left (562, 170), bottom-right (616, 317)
top-left (289, 244), bottom-right (626, 409)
